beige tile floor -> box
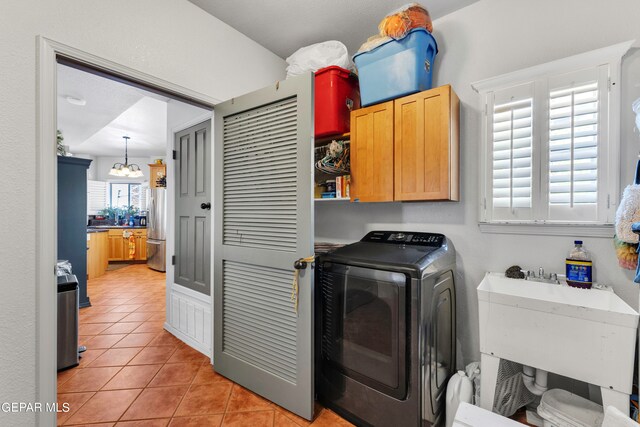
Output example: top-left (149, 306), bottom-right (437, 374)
top-left (57, 263), bottom-right (353, 426)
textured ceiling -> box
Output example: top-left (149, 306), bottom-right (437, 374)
top-left (57, 64), bottom-right (208, 157)
top-left (188, 0), bottom-right (478, 59)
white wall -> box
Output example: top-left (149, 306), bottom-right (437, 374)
top-left (0, 0), bottom-right (285, 424)
top-left (315, 0), bottom-right (640, 367)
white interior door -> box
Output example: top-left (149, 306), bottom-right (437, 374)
top-left (213, 73), bottom-right (315, 419)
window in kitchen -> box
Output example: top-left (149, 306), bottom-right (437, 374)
top-left (109, 183), bottom-right (146, 211)
top-left (472, 41), bottom-right (631, 233)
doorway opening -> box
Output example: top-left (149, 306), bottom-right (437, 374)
top-left (38, 38), bottom-right (215, 425)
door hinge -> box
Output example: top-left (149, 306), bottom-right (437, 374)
top-left (172, 150), bottom-right (177, 160)
top-left (607, 194), bottom-right (611, 209)
top-left (171, 255), bottom-right (175, 265)
top-left (483, 197), bottom-right (487, 210)
top-left (608, 77), bottom-right (612, 91)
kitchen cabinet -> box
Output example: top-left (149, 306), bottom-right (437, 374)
top-left (58, 156), bottom-right (92, 307)
top-left (149, 163), bottom-right (166, 188)
top-left (133, 229), bottom-right (147, 261)
top-left (87, 231), bottom-right (108, 279)
top-left (350, 101), bottom-right (395, 202)
top-left (107, 228), bottom-right (147, 261)
top-left (108, 229), bottom-right (125, 261)
top-left (350, 85), bottom-right (460, 202)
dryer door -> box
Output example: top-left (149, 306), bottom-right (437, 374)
top-left (320, 263), bottom-right (409, 399)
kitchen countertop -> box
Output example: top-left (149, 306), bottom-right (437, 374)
top-left (88, 226), bottom-right (147, 230)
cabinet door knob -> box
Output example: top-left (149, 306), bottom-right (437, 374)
top-left (200, 202), bottom-right (211, 210)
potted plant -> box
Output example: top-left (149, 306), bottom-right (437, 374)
top-left (98, 207), bottom-right (120, 225)
top-left (56, 130), bottom-right (66, 156)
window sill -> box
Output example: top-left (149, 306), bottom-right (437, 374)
top-left (478, 222), bottom-right (614, 237)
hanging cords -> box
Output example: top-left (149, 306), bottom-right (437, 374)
top-left (291, 256), bottom-right (315, 314)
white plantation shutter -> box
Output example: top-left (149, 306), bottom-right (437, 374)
top-left (493, 99), bottom-right (533, 208)
top-left (546, 66), bottom-right (608, 222)
top-left (477, 42), bottom-right (630, 228)
top-left (481, 59), bottom-right (617, 226)
top-left (489, 83), bottom-right (535, 221)
top-left (87, 180), bottom-right (107, 215)
top-left (548, 82), bottom-right (598, 205)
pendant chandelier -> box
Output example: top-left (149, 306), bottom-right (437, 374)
top-left (109, 136), bottom-right (143, 177)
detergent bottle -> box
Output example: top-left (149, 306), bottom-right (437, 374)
top-left (566, 240), bottom-right (593, 289)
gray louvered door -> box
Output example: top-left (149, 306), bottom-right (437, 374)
top-left (214, 73), bottom-right (314, 419)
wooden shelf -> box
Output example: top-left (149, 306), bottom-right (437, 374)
top-left (314, 197), bottom-right (351, 202)
top-left (314, 132), bottom-right (350, 146)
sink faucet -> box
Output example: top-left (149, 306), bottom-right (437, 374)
top-left (521, 268), bottom-right (561, 284)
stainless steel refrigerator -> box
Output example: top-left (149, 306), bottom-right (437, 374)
top-left (146, 188), bottom-right (166, 271)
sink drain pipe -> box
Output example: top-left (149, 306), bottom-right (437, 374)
top-left (523, 365), bottom-right (548, 396)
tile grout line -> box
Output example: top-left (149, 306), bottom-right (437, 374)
top-left (58, 390), bottom-right (97, 426)
top-left (166, 352), bottom-right (209, 422)
top-left (61, 264), bottom-right (342, 427)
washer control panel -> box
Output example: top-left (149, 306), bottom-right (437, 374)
top-left (362, 231), bottom-right (444, 247)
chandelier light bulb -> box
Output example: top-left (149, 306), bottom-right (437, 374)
top-left (109, 136), bottom-right (143, 179)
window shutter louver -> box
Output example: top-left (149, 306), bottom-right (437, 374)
top-left (492, 98), bottom-right (534, 210)
top-left (548, 81), bottom-right (599, 207)
top-left (87, 180), bottom-right (107, 215)
top-left (477, 42), bottom-right (629, 228)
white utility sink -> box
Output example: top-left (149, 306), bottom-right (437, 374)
top-left (478, 272), bottom-right (639, 416)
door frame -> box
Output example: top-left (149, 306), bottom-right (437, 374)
top-left (36, 36), bottom-right (217, 426)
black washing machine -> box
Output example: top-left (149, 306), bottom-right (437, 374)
top-left (316, 231), bottom-right (456, 427)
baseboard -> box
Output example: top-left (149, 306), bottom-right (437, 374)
top-left (167, 283), bottom-right (212, 357)
top-left (164, 322), bottom-right (210, 358)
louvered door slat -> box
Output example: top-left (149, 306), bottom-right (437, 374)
top-left (224, 135), bottom-right (297, 156)
top-left (222, 259), bottom-right (298, 383)
top-left (224, 99), bottom-right (297, 128)
top-left (214, 73), bottom-right (314, 420)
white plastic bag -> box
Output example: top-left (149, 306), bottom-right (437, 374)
top-left (285, 41), bottom-right (350, 79)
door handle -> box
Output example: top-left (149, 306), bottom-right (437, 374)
top-left (294, 258), bottom-right (309, 270)
top-left (200, 202), bottom-right (211, 210)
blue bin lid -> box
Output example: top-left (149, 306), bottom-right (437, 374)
top-left (353, 28), bottom-right (438, 61)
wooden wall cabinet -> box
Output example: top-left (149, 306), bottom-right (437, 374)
top-left (350, 101), bottom-right (395, 202)
top-left (149, 163), bottom-right (166, 188)
top-left (350, 85), bottom-right (460, 202)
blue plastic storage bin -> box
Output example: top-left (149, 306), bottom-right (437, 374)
top-left (353, 28), bottom-right (438, 106)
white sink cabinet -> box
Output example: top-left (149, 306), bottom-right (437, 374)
top-left (477, 272), bottom-right (638, 415)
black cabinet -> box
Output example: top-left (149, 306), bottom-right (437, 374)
top-left (57, 156), bottom-right (92, 308)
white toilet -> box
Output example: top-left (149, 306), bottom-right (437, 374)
top-left (537, 389), bottom-right (604, 427)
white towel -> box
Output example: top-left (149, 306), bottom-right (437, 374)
top-left (615, 184), bottom-right (640, 243)
top-left (601, 406), bottom-right (636, 427)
